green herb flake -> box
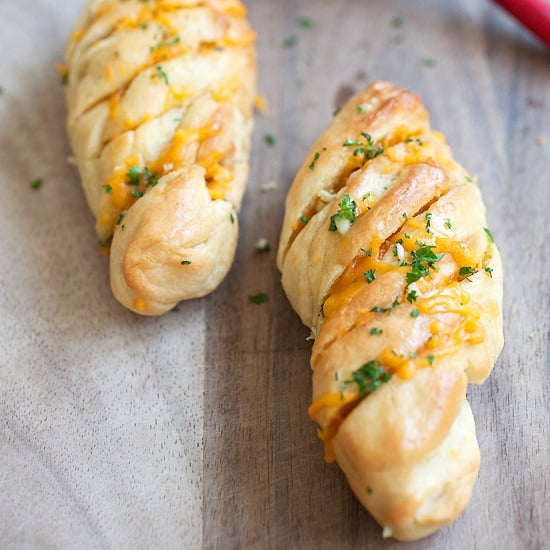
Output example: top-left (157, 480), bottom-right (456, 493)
top-left (361, 247), bottom-right (372, 257)
top-left (329, 194), bottom-right (357, 232)
top-left (459, 266), bottom-right (476, 281)
top-left (30, 178), bottom-right (43, 190)
top-left (484, 267), bottom-right (494, 278)
top-left (391, 14), bottom-right (404, 28)
top-left (444, 218), bottom-right (452, 229)
top-left (364, 269), bottom-right (376, 284)
top-left (154, 65), bottom-right (169, 85)
top-left (264, 133), bottom-right (276, 146)
top-left (131, 188), bottom-right (144, 198)
top-left (340, 360), bottom-right (392, 398)
top-left (249, 292), bottom-right (269, 304)
top-left (465, 175), bottom-right (473, 183)
top-left (425, 212), bottom-right (432, 233)
top-left (105, 184), bottom-right (113, 194)
top-left (484, 227), bottom-right (494, 243)
top-left (405, 244), bottom-right (445, 285)
top-left (181, 260), bottom-right (192, 265)
top-left (422, 57), bottom-right (436, 67)
top-left (370, 327), bottom-right (383, 335)
top-left (356, 104), bottom-right (368, 113)
top-left (309, 151), bottom-right (321, 170)
top-left (427, 353), bottom-right (435, 365)
top-left (230, 213), bottom-right (235, 224)
top-left (411, 308), bottom-right (420, 318)
top-left (153, 36), bottom-right (181, 50)
top-left (299, 215), bottom-right (309, 224)
top-left (127, 165), bottom-right (143, 185)
top-left (406, 290), bottom-right (417, 303)
top-left (297, 16), bottom-right (314, 29)
top-left (283, 36), bottom-right (298, 48)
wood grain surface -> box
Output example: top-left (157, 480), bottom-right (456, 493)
top-left (0, 1), bottom-right (548, 549)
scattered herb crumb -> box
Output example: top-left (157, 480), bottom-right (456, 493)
top-left (459, 266), bottom-right (476, 281)
top-left (370, 327), bottom-right (383, 335)
top-left (309, 151), bottom-right (321, 170)
top-left (422, 57), bottom-right (436, 67)
top-left (340, 360), bottom-right (392, 398)
top-left (391, 14), bottom-right (404, 28)
top-left (297, 16), bottom-right (314, 29)
top-left (249, 293), bottom-right (269, 304)
top-left (181, 260), bottom-right (192, 265)
top-left (299, 215), bottom-right (309, 224)
top-left (483, 227), bottom-right (494, 243)
top-left (230, 213), bottom-right (235, 224)
top-left (411, 308), bottom-right (420, 318)
top-left (444, 218), bottom-right (452, 229)
top-left (30, 178), bottom-right (43, 190)
top-left (264, 133), bottom-right (276, 146)
top-left (154, 65), bottom-right (169, 85)
top-left (283, 36), bottom-right (298, 48)
top-left (105, 184), bottom-right (113, 194)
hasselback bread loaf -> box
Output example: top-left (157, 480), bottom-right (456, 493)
top-left (64, 0), bottom-right (256, 314)
top-left (277, 81), bottom-right (504, 541)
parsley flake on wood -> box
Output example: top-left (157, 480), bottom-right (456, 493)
top-left (340, 360), bottom-right (392, 398)
top-left (297, 16), bottom-right (314, 28)
top-left (30, 178), bottom-right (43, 190)
top-left (283, 36), bottom-right (298, 48)
top-left (249, 293), bottom-right (269, 304)
top-left (264, 133), bottom-right (276, 146)
top-left (329, 194), bottom-right (357, 233)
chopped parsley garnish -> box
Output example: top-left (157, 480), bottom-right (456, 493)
top-left (154, 65), bottom-right (169, 85)
top-left (444, 218), bottom-right (452, 229)
top-left (249, 292), bottom-right (269, 304)
top-left (230, 213), bottom-right (235, 224)
top-left (406, 290), bottom-right (417, 303)
top-left (131, 188), bottom-right (143, 198)
top-left (283, 36), bottom-right (298, 48)
top-left (484, 267), bottom-right (494, 277)
top-left (427, 354), bottom-right (435, 365)
top-left (411, 308), bottom-right (420, 318)
top-left (105, 184), bottom-right (113, 194)
top-left (484, 227), bottom-right (494, 243)
top-left (309, 151), bottom-right (321, 170)
top-left (459, 266), bottom-right (476, 281)
top-left (265, 133), bottom-right (276, 146)
top-left (425, 212), bottom-right (432, 233)
top-left (127, 165), bottom-right (143, 185)
top-left (340, 360), bottom-right (392, 398)
top-left (299, 215), bottom-right (309, 224)
top-left (329, 194), bottom-right (357, 233)
top-left (371, 306), bottom-right (390, 313)
top-left (144, 167), bottom-right (159, 186)
top-left (333, 107), bottom-right (342, 117)
top-left (297, 16), bottom-right (314, 28)
top-left (361, 247), bottom-right (372, 257)
top-left (30, 178), bottom-right (43, 190)
top-left (181, 260), bottom-right (192, 265)
top-left (343, 132), bottom-right (384, 163)
top-left (370, 327), bottom-right (383, 335)
top-left (364, 269), bottom-right (376, 284)
top-left (152, 36), bottom-right (181, 50)
top-left (391, 14), bottom-right (404, 28)
top-left (356, 104), bottom-right (368, 113)
top-left (405, 245), bottom-right (445, 285)
top-left (465, 175), bottom-right (473, 183)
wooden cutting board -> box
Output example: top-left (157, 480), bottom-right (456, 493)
top-left (0, 1), bottom-right (548, 548)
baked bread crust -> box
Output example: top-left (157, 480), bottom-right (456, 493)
top-left (278, 81), bottom-right (504, 540)
top-left (64, 0), bottom-right (256, 314)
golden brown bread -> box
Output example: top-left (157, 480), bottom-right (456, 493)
top-left (277, 81), bottom-right (504, 540)
top-left (64, 0), bottom-right (256, 314)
